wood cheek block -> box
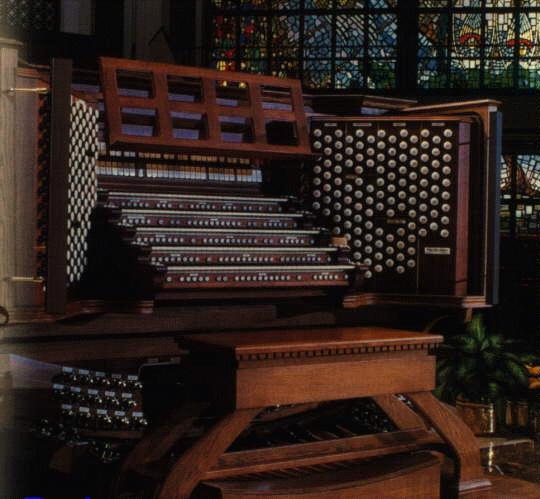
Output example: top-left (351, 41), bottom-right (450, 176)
top-left (179, 327), bottom-right (442, 410)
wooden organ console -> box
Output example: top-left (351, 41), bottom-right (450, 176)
top-left (6, 48), bottom-right (536, 499)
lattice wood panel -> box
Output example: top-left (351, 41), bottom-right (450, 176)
top-left (99, 57), bottom-right (312, 159)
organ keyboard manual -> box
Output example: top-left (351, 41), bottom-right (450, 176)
top-left (34, 57), bottom-right (500, 315)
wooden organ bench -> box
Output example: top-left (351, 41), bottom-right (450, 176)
top-left (116, 327), bottom-right (492, 499)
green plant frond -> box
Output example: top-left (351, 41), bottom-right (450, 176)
top-left (436, 363), bottom-right (455, 380)
top-left (503, 352), bottom-right (527, 364)
top-left (504, 361), bottom-right (530, 386)
top-left (488, 334), bottom-right (504, 350)
top-left (521, 354), bottom-right (540, 365)
top-left (487, 382), bottom-right (501, 401)
top-left (456, 336), bottom-right (478, 354)
top-left (467, 315), bottom-right (486, 342)
top-left (479, 337), bottom-right (491, 352)
top-left (436, 313), bottom-right (533, 403)
top-left (482, 351), bottom-right (499, 368)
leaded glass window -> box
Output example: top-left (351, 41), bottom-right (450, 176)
top-left (211, 0), bottom-right (398, 89)
top-left (418, 0), bottom-right (540, 89)
top-left (0, 0), bottom-right (58, 32)
top-left (501, 155), bottom-right (540, 234)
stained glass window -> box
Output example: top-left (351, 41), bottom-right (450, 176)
top-left (500, 155), bottom-right (540, 235)
top-left (211, 0), bottom-right (398, 89)
top-left (0, 0), bottom-right (58, 32)
top-left (418, 1), bottom-right (540, 89)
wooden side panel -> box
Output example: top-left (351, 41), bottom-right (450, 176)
top-left (0, 39), bottom-right (21, 315)
top-left (13, 72), bottom-right (41, 309)
top-left (46, 59), bottom-right (72, 314)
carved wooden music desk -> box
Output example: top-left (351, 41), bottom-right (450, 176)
top-left (122, 327), bottom-right (492, 498)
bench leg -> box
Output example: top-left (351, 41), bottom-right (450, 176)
top-left (158, 408), bottom-right (260, 499)
top-left (372, 394), bottom-right (428, 430)
top-left (405, 391), bottom-right (491, 496)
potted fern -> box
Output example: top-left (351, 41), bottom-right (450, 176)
top-left (435, 315), bottom-right (530, 435)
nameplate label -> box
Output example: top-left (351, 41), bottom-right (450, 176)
top-left (425, 247), bottom-right (451, 255)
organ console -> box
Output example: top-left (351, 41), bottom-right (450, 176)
top-left (7, 51), bottom-right (528, 499)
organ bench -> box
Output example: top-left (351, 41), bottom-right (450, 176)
top-left (116, 327), bottom-right (492, 498)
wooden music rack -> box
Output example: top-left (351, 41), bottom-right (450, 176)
top-left (99, 57), bottom-right (312, 159)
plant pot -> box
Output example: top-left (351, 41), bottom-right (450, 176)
top-left (529, 408), bottom-right (540, 434)
top-left (515, 401), bottom-right (529, 428)
top-left (456, 397), bottom-right (496, 435)
top-left (505, 399), bottom-right (529, 429)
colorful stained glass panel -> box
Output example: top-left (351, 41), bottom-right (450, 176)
top-left (304, 59), bottom-right (332, 88)
top-left (335, 15), bottom-right (364, 58)
top-left (519, 156), bottom-right (540, 195)
top-left (367, 60), bottom-right (396, 88)
top-left (305, 15), bottom-right (333, 58)
top-left (336, 0), bottom-right (365, 8)
top-left (211, 0), bottom-right (398, 89)
top-left (368, 14), bottom-right (398, 58)
top-left (335, 60), bottom-right (364, 89)
top-left (304, 0), bottom-right (333, 9)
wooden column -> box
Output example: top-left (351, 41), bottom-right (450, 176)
top-left (0, 38), bottom-right (23, 318)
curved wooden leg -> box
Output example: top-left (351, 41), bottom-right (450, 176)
top-left (113, 403), bottom-right (207, 498)
top-left (406, 391), bottom-right (491, 496)
top-left (158, 408), bottom-right (260, 499)
top-left (372, 394), bottom-right (427, 430)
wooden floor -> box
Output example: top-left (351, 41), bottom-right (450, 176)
top-left (485, 476), bottom-right (539, 498)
